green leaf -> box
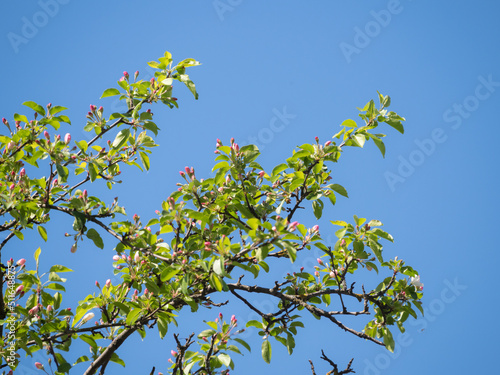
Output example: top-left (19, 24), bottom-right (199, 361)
top-left (88, 162), bottom-right (98, 182)
top-left (330, 184), bottom-right (348, 198)
top-left (234, 338), bottom-right (251, 352)
top-left (56, 164), bottom-right (69, 183)
top-left (139, 151), bottom-right (150, 171)
top-left (49, 265), bottom-right (73, 273)
top-left (218, 353), bottom-right (231, 367)
top-left (271, 163), bottom-right (288, 176)
top-left (126, 308), bottom-right (142, 325)
top-left (157, 316), bottom-right (169, 339)
top-left (342, 119), bottom-right (357, 128)
top-left (312, 200), bottom-right (323, 219)
top-left (109, 353), bottom-right (126, 367)
top-left (261, 340), bottom-right (272, 364)
top-left (100, 88), bottom-right (121, 98)
top-left (34, 247), bottom-right (41, 266)
top-left (86, 229), bottom-right (104, 249)
top-left (37, 226), bottom-right (47, 242)
top-left (383, 328), bottom-right (395, 352)
top-left (23, 101), bottom-right (46, 116)
top-left (112, 128), bottom-right (130, 149)
top-left (371, 135), bottom-right (386, 158)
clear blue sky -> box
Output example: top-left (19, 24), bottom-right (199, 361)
top-left (1, 1), bottom-right (499, 374)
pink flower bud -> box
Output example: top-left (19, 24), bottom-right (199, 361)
top-left (113, 255), bottom-right (120, 261)
top-left (35, 362), bottom-right (44, 370)
top-left (7, 141), bottom-right (15, 150)
top-left (105, 279), bottom-right (111, 288)
top-left (171, 350), bottom-right (177, 357)
top-left (83, 189), bottom-right (87, 198)
top-left (258, 171), bottom-right (265, 178)
top-left (2, 118), bottom-right (6, 124)
top-left (15, 285), bottom-right (24, 294)
top-left (179, 171), bottom-right (185, 177)
top-left (19, 168), bottom-right (26, 177)
top-left (315, 136), bottom-right (319, 142)
top-left (317, 258), bottom-right (323, 266)
top-left (122, 254), bottom-right (127, 260)
top-left (315, 271), bottom-right (320, 277)
top-left (219, 312), bottom-right (223, 320)
top-left (134, 71), bottom-right (139, 79)
top-left (16, 258), bottom-right (26, 266)
top-left (9, 183), bottom-right (15, 190)
top-left (47, 305), bottom-right (53, 313)
top-left (52, 179), bottom-right (58, 187)
top-left (231, 314), bottom-right (236, 322)
top-left (64, 133), bottom-right (71, 145)
top-left (123, 71), bottom-right (129, 79)
top-left (312, 225), bottom-right (319, 233)
top-left (134, 252), bottom-right (140, 263)
top-left (325, 140), bottom-right (332, 146)
top-left (44, 130), bottom-right (50, 140)
top-left (95, 281), bottom-right (100, 288)
top-left (329, 270), bottom-right (337, 278)
top-left (340, 239), bottom-right (346, 247)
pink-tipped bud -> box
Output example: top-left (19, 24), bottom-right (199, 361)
top-left (288, 221), bottom-right (299, 231)
top-left (134, 71), bottom-right (139, 79)
top-left (9, 183), bottom-right (15, 190)
top-left (19, 168), bottom-right (26, 177)
top-left (340, 239), bottom-right (346, 247)
top-left (52, 179), bottom-right (58, 187)
top-left (47, 304), bottom-right (53, 313)
top-left (314, 271), bottom-right (320, 277)
top-left (155, 210), bottom-right (160, 215)
top-left (95, 281), bottom-right (100, 288)
top-left (329, 270), bottom-right (337, 278)
top-left (16, 258), bottom-right (26, 266)
top-left (7, 141), bottom-right (15, 150)
top-left (122, 254), bottom-right (127, 260)
top-left (231, 314), bottom-right (236, 322)
top-left (258, 171), bottom-right (265, 178)
top-left (2, 118), bottom-right (7, 124)
top-left (134, 252), bottom-right (140, 263)
top-left (15, 285), bottom-right (24, 294)
top-left (83, 189), bottom-right (88, 198)
top-left (105, 279), bottom-right (111, 288)
top-left (44, 130), bottom-right (50, 140)
top-left (325, 140), bottom-right (332, 146)
top-left (315, 136), bottom-right (319, 142)
top-left (179, 171), bottom-right (185, 177)
top-left (171, 350), bottom-right (177, 357)
top-left (35, 362), bottom-right (44, 370)
top-left (312, 225), bottom-right (319, 233)
top-left (64, 133), bottom-right (71, 145)
top-left (113, 255), bottom-right (120, 261)
top-left (233, 143), bottom-right (239, 152)
top-left (150, 77), bottom-right (155, 84)
top-left (317, 258), bottom-right (323, 266)
top-left (219, 312), bottom-right (223, 320)
top-left (123, 71), bottom-right (129, 79)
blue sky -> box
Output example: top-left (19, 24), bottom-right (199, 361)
top-left (1, 1), bottom-right (499, 374)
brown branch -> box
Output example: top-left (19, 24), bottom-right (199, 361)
top-left (83, 326), bottom-right (137, 375)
